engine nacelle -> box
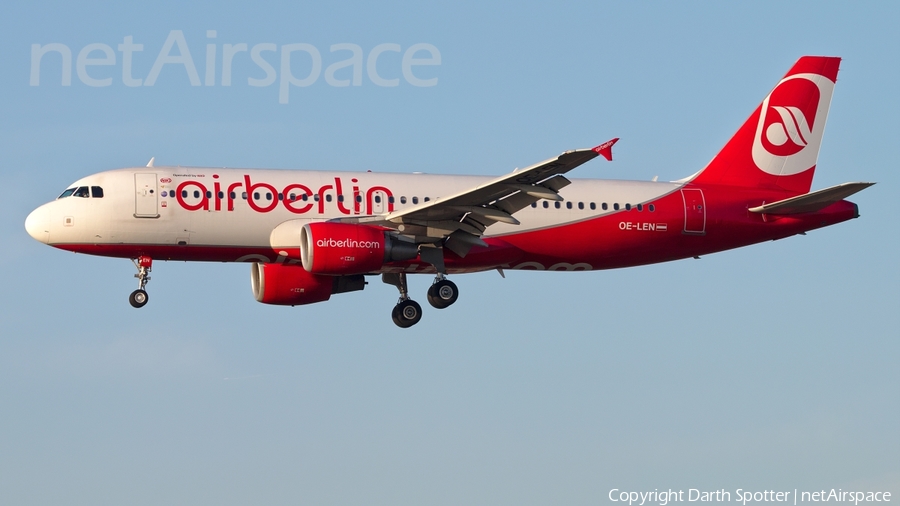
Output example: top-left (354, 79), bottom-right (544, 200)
top-left (250, 262), bottom-right (364, 306)
top-left (300, 222), bottom-right (418, 275)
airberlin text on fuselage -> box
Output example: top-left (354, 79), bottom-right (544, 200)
top-left (174, 175), bottom-right (395, 215)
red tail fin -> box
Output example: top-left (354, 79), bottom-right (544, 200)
top-left (691, 56), bottom-right (841, 194)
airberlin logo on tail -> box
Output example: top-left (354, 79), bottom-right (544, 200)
top-left (751, 73), bottom-right (834, 176)
top-left (760, 78), bottom-right (818, 157)
top-left (764, 105), bottom-right (812, 154)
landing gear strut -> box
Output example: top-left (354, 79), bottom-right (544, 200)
top-left (129, 255), bottom-right (152, 308)
top-left (427, 274), bottom-right (458, 309)
top-left (382, 245), bottom-right (461, 327)
top-left (383, 272), bottom-right (422, 328)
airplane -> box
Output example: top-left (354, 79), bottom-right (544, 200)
top-left (24, 56), bottom-right (873, 328)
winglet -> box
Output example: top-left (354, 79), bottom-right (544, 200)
top-left (592, 138), bottom-right (619, 161)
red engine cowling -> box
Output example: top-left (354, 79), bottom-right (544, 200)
top-left (250, 262), bottom-right (364, 306)
top-left (300, 222), bottom-right (417, 275)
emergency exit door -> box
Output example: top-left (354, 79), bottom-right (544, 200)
top-left (134, 173), bottom-right (159, 218)
top-left (681, 188), bottom-right (706, 234)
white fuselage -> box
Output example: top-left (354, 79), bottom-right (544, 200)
top-left (28, 166), bottom-right (679, 265)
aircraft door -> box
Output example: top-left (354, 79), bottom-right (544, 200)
top-left (681, 188), bottom-right (706, 234)
top-left (134, 173), bottom-right (159, 218)
top-left (371, 190), bottom-right (386, 214)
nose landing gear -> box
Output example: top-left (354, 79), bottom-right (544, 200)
top-left (129, 256), bottom-right (152, 308)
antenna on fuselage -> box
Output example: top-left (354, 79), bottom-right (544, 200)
top-left (146, 157), bottom-right (155, 168)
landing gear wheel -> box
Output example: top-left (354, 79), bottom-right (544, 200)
top-left (392, 299), bottom-right (422, 328)
top-left (129, 289), bottom-right (149, 308)
top-left (130, 256), bottom-right (153, 308)
top-left (427, 279), bottom-right (459, 309)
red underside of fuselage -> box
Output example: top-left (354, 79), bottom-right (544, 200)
top-left (53, 190), bottom-right (859, 273)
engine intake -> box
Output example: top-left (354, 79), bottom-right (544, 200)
top-left (251, 262), bottom-right (365, 306)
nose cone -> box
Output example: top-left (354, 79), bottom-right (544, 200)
top-left (25, 204), bottom-right (51, 244)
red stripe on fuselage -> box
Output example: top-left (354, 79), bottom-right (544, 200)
top-left (495, 190), bottom-right (858, 270)
top-left (53, 189), bottom-right (859, 272)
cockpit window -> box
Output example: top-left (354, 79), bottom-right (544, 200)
top-left (91, 186), bottom-right (104, 198)
top-left (58, 188), bottom-right (76, 199)
top-left (72, 187), bottom-right (90, 198)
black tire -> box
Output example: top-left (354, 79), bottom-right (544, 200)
top-left (427, 279), bottom-right (458, 309)
top-left (391, 299), bottom-right (422, 328)
top-left (129, 289), bottom-right (149, 308)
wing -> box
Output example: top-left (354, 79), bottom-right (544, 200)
top-left (340, 138), bottom-right (618, 257)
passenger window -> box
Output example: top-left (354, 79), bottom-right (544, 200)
top-left (401, 196), bottom-right (407, 204)
top-left (182, 190), bottom-right (188, 198)
top-left (374, 195), bottom-right (382, 203)
top-left (554, 202), bottom-right (561, 209)
top-left (193, 190), bottom-right (201, 199)
top-left (649, 204), bottom-right (655, 212)
top-left (566, 202), bottom-right (573, 209)
top-left (388, 196), bottom-right (395, 204)
top-left (338, 195), bottom-right (344, 202)
top-left (325, 194), bottom-right (332, 202)
top-left (58, 188), bottom-right (76, 199)
top-left (73, 187), bottom-right (90, 198)
top-left (266, 193), bottom-right (273, 201)
top-left (602, 203), bottom-right (608, 210)
top-left (412, 197), bottom-right (419, 204)
top-left (625, 203), bottom-right (631, 211)
top-left (218, 191), bottom-right (224, 199)
top-left (637, 204), bottom-right (643, 211)
top-left (302, 194), bottom-right (309, 201)
top-left (314, 194), bottom-right (320, 202)
top-left (242, 192), bottom-right (248, 200)
top-left (590, 203), bottom-right (596, 210)
top-left (543, 201), bottom-right (549, 208)
top-left (578, 202), bottom-right (584, 210)
top-left (206, 191), bottom-right (212, 199)
top-left (355, 195), bottom-right (362, 203)
top-left (289, 193), bottom-right (296, 201)
top-left (614, 203), bottom-right (620, 210)
top-left (230, 192), bottom-right (236, 199)
top-left (424, 197), bottom-right (430, 202)
top-left (278, 193), bottom-right (283, 201)
top-left (253, 192), bottom-right (260, 200)
top-left (531, 202), bottom-right (537, 208)
top-left (91, 186), bottom-right (104, 198)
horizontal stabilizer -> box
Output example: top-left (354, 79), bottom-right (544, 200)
top-left (749, 182), bottom-right (875, 215)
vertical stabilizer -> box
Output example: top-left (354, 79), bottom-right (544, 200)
top-left (691, 56), bottom-right (840, 194)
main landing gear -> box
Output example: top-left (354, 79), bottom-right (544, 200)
top-left (383, 272), bottom-right (459, 328)
top-left (384, 272), bottom-right (421, 328)
top-left (427, 274), bottom-right (458, 309)
top-left (129, 255), bottom-right (152, 308)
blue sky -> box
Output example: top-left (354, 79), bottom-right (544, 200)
top-left (1, 2), bottom-right (897, 505)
